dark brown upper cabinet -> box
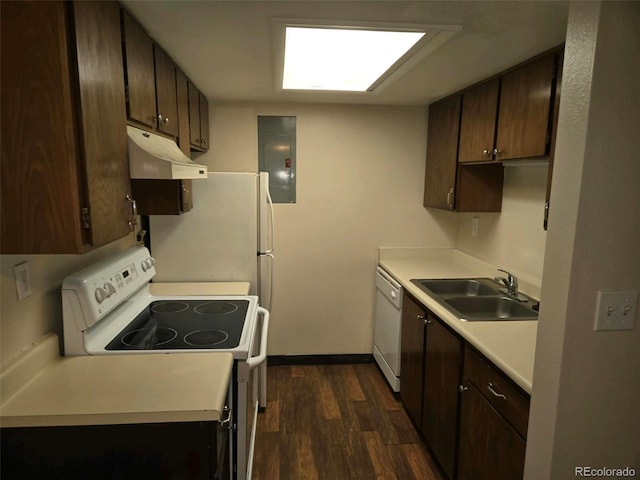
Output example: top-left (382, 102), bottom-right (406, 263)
top-left (424, 95), bottom-right (503, 212)
top-left (122, 10), bottom-right (178, 138)
top-left (1, 0), bottom-right (133, 254)
top-left (153, 45), bottom-right (179, 137)
top-left (189, 82), bottom-right (210, 151)
top-left (458, 79), bottom-right (500, 163)
top-left (458, 51), bottom-right (558, 164)
top-left (496, 53), bottom-right (556, 160)
top-left (122, 9), bottom-right (156, 130)
top-left (423, 95), bottom-right (462, 210)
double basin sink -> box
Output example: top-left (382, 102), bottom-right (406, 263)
top-left (410, 278), bottom-right (539, 322)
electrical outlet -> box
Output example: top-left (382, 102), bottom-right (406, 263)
top-left (471, 217), bottom-right (479, 238)
top-left (13, 262), bottom-right (32, 301)
top-left (594, 290), bottom-right (638, 331)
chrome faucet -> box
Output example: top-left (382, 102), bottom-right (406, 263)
top-left (495, 269), bottom-right (519, 297)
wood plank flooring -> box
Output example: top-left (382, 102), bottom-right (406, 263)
top-left (252, 363), bottom-right (446, 480)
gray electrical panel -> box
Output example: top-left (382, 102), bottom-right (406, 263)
top-left (258, 116), bottom-right (296, 203)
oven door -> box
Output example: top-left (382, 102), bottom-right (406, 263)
top-left (236, 307), bottom-right (269, 480)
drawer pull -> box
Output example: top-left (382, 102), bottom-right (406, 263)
top-left (487, 382), bottom-right (507, 400)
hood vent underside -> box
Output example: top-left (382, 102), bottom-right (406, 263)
top-left (127, 126), bottom-right (208, 180)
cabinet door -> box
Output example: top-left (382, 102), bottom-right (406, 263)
top-left (199, 93), bottom-right (210, 150)
top-left (400, 295), bottom-right (426, 428)
top-left (421, 316), bottom-right (463, 480)
top-left (176, 70), bottom-right (191, 156)
top-left (457, 382), bottom-right (526, 480)
top-left (1, 0), bottom-right (84, 253)
top-left (131, 179), bottom-right (191, 215)
top-left (496, 53), bottom-right (555, 160)
top-left (153, 45), bottom-right (179, 137)
top-left (123, 10), bottom-right (156, 129)
top-left (74, 0), bottom-right (132, 248)
top-left (188, 82), bottom-right (202, 148)
top-left (458, 78), bottom-right (500, 163)
top-left (545, 50), bottom-right (563, 229)
top-left (423, 95), bottom-right (461, 210)
top-left (1, 0), bottom-right (131, 253)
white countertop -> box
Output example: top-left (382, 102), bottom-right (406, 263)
top-left (379, 248), bottom-right (539, 393)
top-left (0, 334), bottom-right (233, 428)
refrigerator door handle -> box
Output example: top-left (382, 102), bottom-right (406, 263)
top-left (264, 185), bottom-right (274, 254)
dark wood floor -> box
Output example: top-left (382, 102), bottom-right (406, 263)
top-left (252, 363), bottom-right (445, 480)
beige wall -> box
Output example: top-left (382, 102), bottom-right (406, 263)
top-left (204, 103), bottom-right (458, 355)
top-left (1, 236), bottom-right (135, 365)
top-left (525, 1), bottom-right (640, 477)
top-left (0, 100), bottom-right (547, 365)
top-left (456, 164), bottom-right (549, 290)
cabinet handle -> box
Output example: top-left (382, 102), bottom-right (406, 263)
top-left (446, 187), bottom-right (454, 209)
top-left (459, 385), bottom-right (468, 393)
top-left (482, 149), bottom-right (492, 157)
top-left (126, 194), bottom-right (137, 231)
top-left (417, 314), bottom-right (425, 320)
top-left (424, 318), bottom-right (432, 326)
top-left (493, 148), bottom-right (502, 157)
top-left (487, 382), bottom-right (507, 400)
top-left (163, 117), bottom-right (170, 124)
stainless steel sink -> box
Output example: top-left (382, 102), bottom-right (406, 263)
top-left (443, 296), bottom-right (538, 321)
top-left (411, 278), bottom-right (502, 297)
top-left (410, 277), bottom-right (539, 322)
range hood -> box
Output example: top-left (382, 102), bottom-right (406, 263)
top-left (127, 126), bottom-right (208, 180)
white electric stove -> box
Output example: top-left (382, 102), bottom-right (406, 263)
top-left (62, 246), bottom-right (269, 480)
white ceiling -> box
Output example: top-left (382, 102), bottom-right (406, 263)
top-left (121, 1), bottom-right (569, 107)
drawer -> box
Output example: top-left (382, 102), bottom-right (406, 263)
top-left (463, 347), bottom-right (530, 438)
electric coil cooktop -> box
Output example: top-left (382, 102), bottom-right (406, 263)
top-left (106, 299), bottom-right (250, 351)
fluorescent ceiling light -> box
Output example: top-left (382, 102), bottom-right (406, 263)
top-left (283, 26), bottom-right (426, 92)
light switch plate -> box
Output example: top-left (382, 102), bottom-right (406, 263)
top-left (13, 261), bottom-right (32, 301)
top-left (594, 290), bottom-right (638, 331)
top-left (471, 217), bottom-right (479, 238)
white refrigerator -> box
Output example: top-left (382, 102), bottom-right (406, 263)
top-left (149, 172), bottom-right (274, 310)
top-left (149, 172), bottom-right (274, 409)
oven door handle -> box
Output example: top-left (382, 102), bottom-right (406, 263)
top-left (246, 307), bottom-right (270, 370)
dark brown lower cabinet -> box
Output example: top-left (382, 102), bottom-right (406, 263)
top-left (457, 382), bottom-right (526, 480)
top-left (458, 347), bottom-right (530, 480)
top-left (1, 421), bottom-right (226, 480)
top-left (400, 295), bottom-right (427, 428)
top-left (399, 294), bottom-right (530, 480)
top-left (421, 315), bottom-right (463, 480)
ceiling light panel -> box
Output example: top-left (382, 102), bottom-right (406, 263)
top-left (283, 26), bottom-right (426, 92)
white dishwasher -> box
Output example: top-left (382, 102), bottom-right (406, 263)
top-left (373, 266), bottom-right (403, 392)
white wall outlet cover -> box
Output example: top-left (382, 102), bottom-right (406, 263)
top-left (594, 290), bottom-right (638, 331)
top-left (13, 261), bottom-right (33, 301)
top-left (471, 216), bottom-right (479, 238)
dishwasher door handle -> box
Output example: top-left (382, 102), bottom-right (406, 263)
top-left (247, 307), bottom-right (270, 370)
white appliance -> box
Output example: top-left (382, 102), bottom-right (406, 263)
top-left (373, 266), bottom-right (403, 392)
top-left (149, 172), bottom-right (274, 311)
top-left (62, 246), bottom-right (269, 480)
top-left (150, 171), bottom-right (274, 412)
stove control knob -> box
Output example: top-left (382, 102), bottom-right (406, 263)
top-left (104, 282), bottom-right (116, 297)
top-left (140, 257), bottom-right (156, 272)
top-left (95, 287), bottom-right (107, 304)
